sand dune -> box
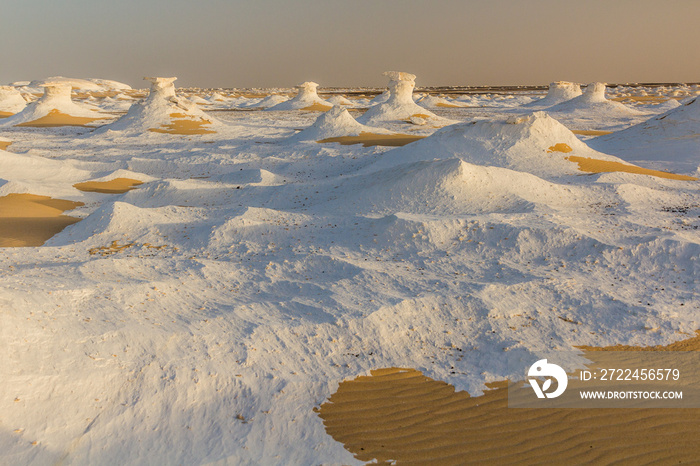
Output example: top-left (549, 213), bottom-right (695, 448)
top-left (319, 332), bottom-right (700, 465)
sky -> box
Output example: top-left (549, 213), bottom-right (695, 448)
top-left (3, 0), bottom-right (700, 89)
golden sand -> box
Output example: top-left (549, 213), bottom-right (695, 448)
top-left (566, 156), bottom-right (697, 181)
top-left (610, 95), bottom-right (668, 103)
top-left (0, 140), bottom-right (11, 151)
top-left (15, 109), bottom-right (105, 127)
top-left (73, 91), bottom-right (120, 100)
top-left (73, 178), bottom-right (144, 194)
top-left (230, 93), bottom-right (272, 99)
top-left (89, 240), bottom-right (135, 256)
top-left (0, 111), bottom-right (14, 118)
top-left (300, 103), bottom-right (333, 112)
top-left (547, 143), bottom-right (573, 153)
top-left (435, 102), bottom-right (463, 108)
top-left (318, 132), bottom-right (426, 147)
top-left (0, 193), bottom-right (84, 247)
top-left (148, 113), bottom-right (216, 135)
top-left (318, 331), bottom-right (700, 465)
top-left (571, 130), bottom-right (613, 136)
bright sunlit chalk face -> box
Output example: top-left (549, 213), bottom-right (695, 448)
top-left (144, 77), bottom-right (177, 99)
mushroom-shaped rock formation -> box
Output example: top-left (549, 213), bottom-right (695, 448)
top-left (266, 82), bottom-right (333, 111)
top-left (548, 82), bottom-right (643, 117)
top-left (357, 71), bottom-right (451, 126)
top-left (94, 77), bottom-right (222, 135)
top-left (0, 86), bottom-right (27, 117)
top-left (0, 83), bottom-right (110, 127)
top-left (524, 81), bottom-right (582, 108)
top-left (288, 105), bottom-right (424, 147)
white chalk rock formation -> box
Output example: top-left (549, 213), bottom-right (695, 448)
top-left (589, 96), bottom-right (700, 173)
top-left (326, 95), bottom-right (353, 106)
top-left (548, 82), bottom-right (643, 116)
top-left (288, 105), bottom-right (394, 142)
top-left (266, 82), bottom-right (332, 111)
top-left (250, 94), bottom-right (289, 109)
top-left (0, 83), bottom-right (110, 127)
top-left (94, 77), bottom-right (222, 135)
top-left (417, 95), bottom-right (467, 109)
top-left (19, 77), bottom-right (131, 95)
top-left (369, 112), bottom-right (637, 179)
top-left (357, 71), bottom-right (449, 126)
top-left (524, 81), bottom-right (582, 108)
top-left (0, 86), bottom-right (27, 115)
top-left (368, 90), bottom-right (390, 106)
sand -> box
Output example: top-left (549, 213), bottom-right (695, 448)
top-left (73, 178), bottom-right (144, 194)
top-left (148, 113), bottom-right (216, 135)
top-left (89, 240), bottom-right (135, 256)
top-left (0, 140), bottom-right (11, 151)
top-left (15, 109), bottom-right (105, 127)
top-left (0, 193), bottom-right (84, 247)
top-left (318, 132), bottom-right (426, 147)
top-left (547, 143), bottom-right (573, 153)
top-left (571, 130), bottom-right (613, 136)
top-left (301, 102), bottom-right (333, 112)
top-left (0, 111), bottom-right (14, 118)
top-left (610, 95), bottom-right (669, 103)
top-left (435, 102), bottom-right (463, 108)
top-left (566, 156), bottom-right (697, 181)
top-left (318, 332), bottom-right (700, 465)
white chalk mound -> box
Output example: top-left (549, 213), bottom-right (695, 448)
top-left (326, 95), bottom-right (353, 106)
top-left (357, 71), bottom-right (451, 126)
top-left (22, 77), bottom-right (132, 93)
top-left (524, 81), bottom-right (582, 108)
top-left (250, 94), bottom-right (289, 109)
top-left (417, 95), bottom-right (467, 109)
top-left (370, 112), bottom-right (631, 178)
top-left (0, 86), bottom-right (27, 115)
top-left (0, 83), bottom-right (111, 128)
top-left (288, 105), bottom-right (394, 142)
top-left (548, 82), bottom-right (643, 116)
top-left (266, 82), bottom-right (332, 111)
top-left (589, 96), bottom-right (700, 172)
top-left (94, 77), bottom-right (222, 135)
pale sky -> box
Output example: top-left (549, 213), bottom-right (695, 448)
top-left (3, 0), bottom-right (700, 89)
